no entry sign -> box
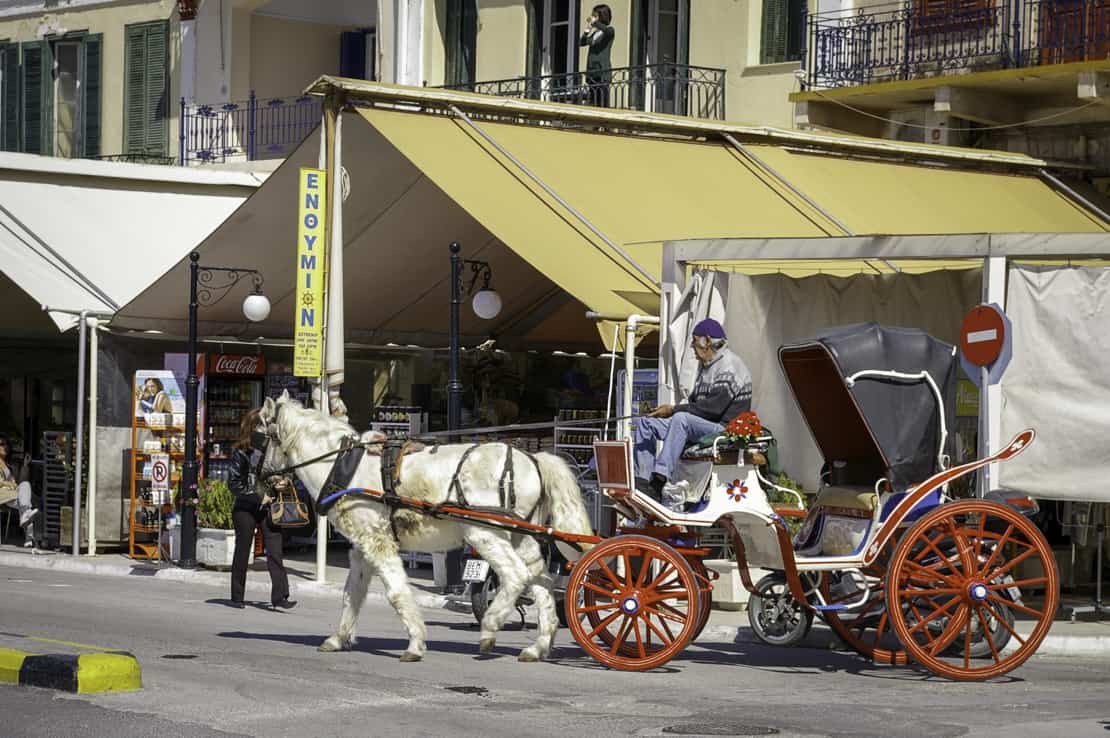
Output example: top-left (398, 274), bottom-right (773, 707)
top-left (959, 303), bottom-right (1012, 386)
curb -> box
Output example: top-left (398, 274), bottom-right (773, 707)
top-left (0, 550), bottom-right (449, 610)
top-left (0, 647), bottom-right (141, 694)
top-left (693, 624), bottom-right (1110, 658)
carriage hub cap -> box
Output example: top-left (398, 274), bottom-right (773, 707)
top-left (968, 582), bottom-right (989, 601)
top-left (621, 596), bottom-right (640, 614)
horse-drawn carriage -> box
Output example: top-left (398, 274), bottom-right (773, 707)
top-left (565, 322), bottom-right (1058, 680)
top-left (256, 322), bottom-right (1057, 681)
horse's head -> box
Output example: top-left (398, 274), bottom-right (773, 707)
top-left (257, 390), bottom-right (298, 485)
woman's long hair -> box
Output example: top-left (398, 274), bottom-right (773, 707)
top-left (592, 4), bottom-right (612, 24)
top-left (234, 408), bottom-right (263, 452)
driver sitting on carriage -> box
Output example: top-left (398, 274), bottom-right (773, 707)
top-left (633, 318), bottom-right (753, 510)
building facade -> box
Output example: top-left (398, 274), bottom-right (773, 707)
top-left (0, 0), bottom-right (812, 165)
top-left (790, 0), bottom-right (1110, 180)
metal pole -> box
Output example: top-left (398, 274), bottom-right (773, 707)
top-left (447, 242), bottom-right (463, 436)
top-left (180, 252), bottom-right (201, 568)
top-left (72, 310), bottom-right (88, 555)
top-left (87, 316), bottom-right (99, 555)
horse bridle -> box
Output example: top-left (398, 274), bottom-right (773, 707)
top-left (255, 403), bottom-right (364, 481)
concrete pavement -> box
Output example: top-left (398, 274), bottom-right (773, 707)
top-left (2, 542), bottom-right (1108, 658)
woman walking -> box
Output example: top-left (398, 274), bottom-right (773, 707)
top-left (228, 409), bottom-right (295, 610)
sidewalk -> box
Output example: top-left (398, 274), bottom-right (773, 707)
top-left (2, 543), bottom-right (1108, 658)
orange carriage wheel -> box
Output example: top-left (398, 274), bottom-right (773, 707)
top-left (885, 500), bottom-right (1059, 681)
top-left (687, 556), bottom-right (715, 642)
top-left (565, 535), bottom-right (700, 671)
top-left (820, 539), bottom-right (912, 666)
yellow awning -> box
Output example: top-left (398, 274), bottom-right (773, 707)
top-left (687, 258), bottom-right (984, 278)
top-left (356, 107), bottom-right (835, 316)
top-left (747, 145), bottom-right (1109, 234)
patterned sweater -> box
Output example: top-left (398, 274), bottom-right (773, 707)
top-left (674, 348), bottom-right (753, 423)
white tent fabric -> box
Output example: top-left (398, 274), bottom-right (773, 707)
top-left (663, 269), bottom-right (726, 403)
top-left (324, 115), bottom-right (346, 408)
top-left (0, 153), bottom-right (262, 332)
top-left (721, 270), bottom-right (980, 492)
top-left (1000, 265), bottom-right (1110, 501)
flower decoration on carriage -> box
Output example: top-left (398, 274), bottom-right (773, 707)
top-left (726, 479), bottom-right (748, 502)
top-left (724, 411), bottom-right (763, 446)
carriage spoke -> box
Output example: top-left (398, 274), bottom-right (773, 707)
top-left (983, 546), bottom-right (1038, 585)
top-left (975, 605), bottom-right (1003, 664)
top-left (903, 556), bottom-right (960, 588)
top-left (980, 525), bottom-right (1014, 575)
top-left (609, 616), bottom-right (633, 656)
top-left (987, 576), bottom-right (1047, 590)
top-left (644, 563), bottom-right (677, 592)
top-left (633, 550), bottom-right (654, 589)
top-left (578, 602), bottom-right (620, 615)
top-left (908, 600), bottom-right (940, 648)
top-left (925, 604), bottom-right (969, 656)
top-left (963, 616), bottom-right (972, 669)
top-left (987, 592), bottom-right (1043, 620)
top-left (586, 609), bottom-right (623, 639)
top-left (981, 599), bottom-right (1026, 646)
top-left (645, 604), bottom-right (688, 625)
top-left (597, 559), bottom-right (625, 590)
top-left (643, 612), bottom-right (671, 643)
top-left (583, 580), bottom-right (620, 599)
top-left (632, 618), bottom-right (646, 658)
top-left (906, 597), bottom-right (960, 638)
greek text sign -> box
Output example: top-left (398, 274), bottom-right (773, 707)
top-left (294, 168), bottom-right (327, 377)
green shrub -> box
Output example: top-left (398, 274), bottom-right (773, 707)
top-left (197, 479), bottom-right (234, 530)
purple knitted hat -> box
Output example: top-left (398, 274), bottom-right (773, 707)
top-left (692, 318), bottom-right (726, 340)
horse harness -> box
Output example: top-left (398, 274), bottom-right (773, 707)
top-left (258, 411), bottom-right (548, 532)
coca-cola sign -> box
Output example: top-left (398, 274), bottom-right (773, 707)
top-left (209, 354), bottom-right (266, 376)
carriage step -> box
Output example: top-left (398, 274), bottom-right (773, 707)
top-left (813, 604), bottom-right (847, 612)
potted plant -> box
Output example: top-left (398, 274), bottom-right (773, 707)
top-left (195, 479), bottom-right (249, 569)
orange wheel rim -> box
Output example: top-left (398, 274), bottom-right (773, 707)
top-left (566, 535), bottom-right (699, 671)
top-left (885, 500), bottom-right (1059, 681)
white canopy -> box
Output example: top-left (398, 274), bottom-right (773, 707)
top-left (0, 152), bottom-right (263, 333)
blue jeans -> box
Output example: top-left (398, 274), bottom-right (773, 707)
top-left (633, 412), bottom-right (724, 482)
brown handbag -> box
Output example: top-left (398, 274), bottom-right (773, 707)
top-left (269, 479), bottom-right (311, 528)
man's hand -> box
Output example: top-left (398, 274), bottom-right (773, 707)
top-left (648, 404), bottom-right (675, 418)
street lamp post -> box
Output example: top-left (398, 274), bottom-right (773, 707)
top-left (443, 242), bottom-right (501, 595)
top-left (446, 242), bottom-right (502, 434)
top-left (180, 252), bottom-right (270, 568)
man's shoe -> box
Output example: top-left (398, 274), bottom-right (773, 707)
top-left (19, 508), bottom-right (38, 527)
top-left (23, 539), bottom-right (33, 549)
top-left (273, 598), bottom-right (297, 610)
top-left (649, 473), bottom-right (668, 499)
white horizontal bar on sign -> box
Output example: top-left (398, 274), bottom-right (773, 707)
top-left (967, 329), bottom-right (998, 344)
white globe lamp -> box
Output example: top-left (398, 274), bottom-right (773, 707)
top-left (471, 288), bottom-right (502, 320)
top-left (242, 291), bottom-right (271, 322)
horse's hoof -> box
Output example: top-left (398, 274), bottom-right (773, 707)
top-left (318, 636), bottom-right (350, 652)
top-left (517, 649), bottom-right (541, 662)
top-left (399, 651), bottom-right (423, 663)
top-left (479, 638), bottom-right (496, 654)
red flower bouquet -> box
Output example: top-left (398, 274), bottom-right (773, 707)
top-left (724, 411), bottom-right (763, 445)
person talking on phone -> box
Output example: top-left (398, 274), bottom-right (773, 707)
top-left (580, 4), bottom-right (615, 108)
top-left (228, 408), bottom-right (295, 611)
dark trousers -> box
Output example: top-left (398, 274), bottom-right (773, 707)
top-left (231, 508), bottom-right (289, 605)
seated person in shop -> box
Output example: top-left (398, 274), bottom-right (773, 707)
top-left (0, 436), bottom-right (38, 547)
top-left (633, 319), bottom-right (752, 510)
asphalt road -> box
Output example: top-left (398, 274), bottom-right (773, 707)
top-left (2, 564), bottom-right (1109, 738)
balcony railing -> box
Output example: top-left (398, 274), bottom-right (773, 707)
top-left (439, 64), bottom-right (727, 120)
top-left (804, 0), bottom-right (1110, 89)
top-left (180, 91), bottom-right (322, 165)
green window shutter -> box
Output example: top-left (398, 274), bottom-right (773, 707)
top-left (125, 21), bottom-right (168, 157)
top-left (82, 34), bottom-right (101, 157)
top-left (143, 23), bottom-right (168, 156)
top-left (761, 0), bottom-right (789, 64)
top-left (20, 41), bottom-right (46, 154)
top-left (0, 42), bottom-right (19, 152)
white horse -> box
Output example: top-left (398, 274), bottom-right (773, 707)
top-left (257, 392), bottom-right (594, 662)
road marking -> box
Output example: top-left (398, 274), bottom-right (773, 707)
top-left (28, 637), bottom-right (115, 653)
top-left (8, 579), bottom-right (32, 583)
top-left (47, 584), bottom-right (71, 588)
top-left (967, 328), bottom-right (998, 343)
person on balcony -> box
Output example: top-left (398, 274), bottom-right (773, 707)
top-left (0, 437), bottom-right (38, 547)
top-left (633, 319), bottom-right (753, 510)
top-left (580, 4), bottom-right (615, 108)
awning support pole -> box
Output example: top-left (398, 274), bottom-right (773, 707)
top-left (87, 317), bottom-right (99, 555)
top-left (622, 315), bottom-right (660, 442)
top-left (445, 103), bottom-right (659, 291)
top-left (979, 253), bottom-right (1007, 497)
top-left (1039, 168), bottom-right (1110, 224)
top-left (73, 311), bottom-right (88, 555)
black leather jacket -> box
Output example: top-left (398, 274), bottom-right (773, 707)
top-left (228, 447), bottom-right (264, 513)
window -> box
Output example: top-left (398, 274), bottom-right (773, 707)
top-left (445, 0), bottom-right (478, 87)
top-left (124, 21), bottom-right (168, 157)
top-left (632, 0), bottom-right (691, 113)
top-left (761, 0), bottom-right (806, 65)
top-left (340, 29), bottom-right (377, 81)
top-left (1, 34), bottom-right (100, 157)
top-left (526, 0), bottom-right (578, 97)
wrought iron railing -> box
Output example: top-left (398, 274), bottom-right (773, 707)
top-left (179, 91), bottom-right (322, 165)
top-left (804, 0), bottom-right (1110, 89)
top-left (88, 151), bottom-right (175, 166)
top-left (439, 64), bottom-right (727, 120)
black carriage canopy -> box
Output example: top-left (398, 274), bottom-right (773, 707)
top-left (778, 322), bottom-right (958, 492)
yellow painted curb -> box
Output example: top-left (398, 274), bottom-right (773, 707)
top-left (0, 648), bottom-right (28, 684)
top-left (77, 653), bottom-right (143, 693)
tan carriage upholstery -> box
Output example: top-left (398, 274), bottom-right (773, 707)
top-left (813, 485), bottom-right (879, 513)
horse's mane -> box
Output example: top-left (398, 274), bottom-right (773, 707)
top-left (276, 396), bottom-right (359, 453)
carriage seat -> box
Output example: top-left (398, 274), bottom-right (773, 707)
top-left (812, 485), bottom-right (878, 514)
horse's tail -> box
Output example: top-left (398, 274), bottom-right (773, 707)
top-left (534, 452), bottom-right (594, 540)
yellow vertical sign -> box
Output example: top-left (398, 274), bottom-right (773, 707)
top-left (294, 167), bottom-right (327, 377)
